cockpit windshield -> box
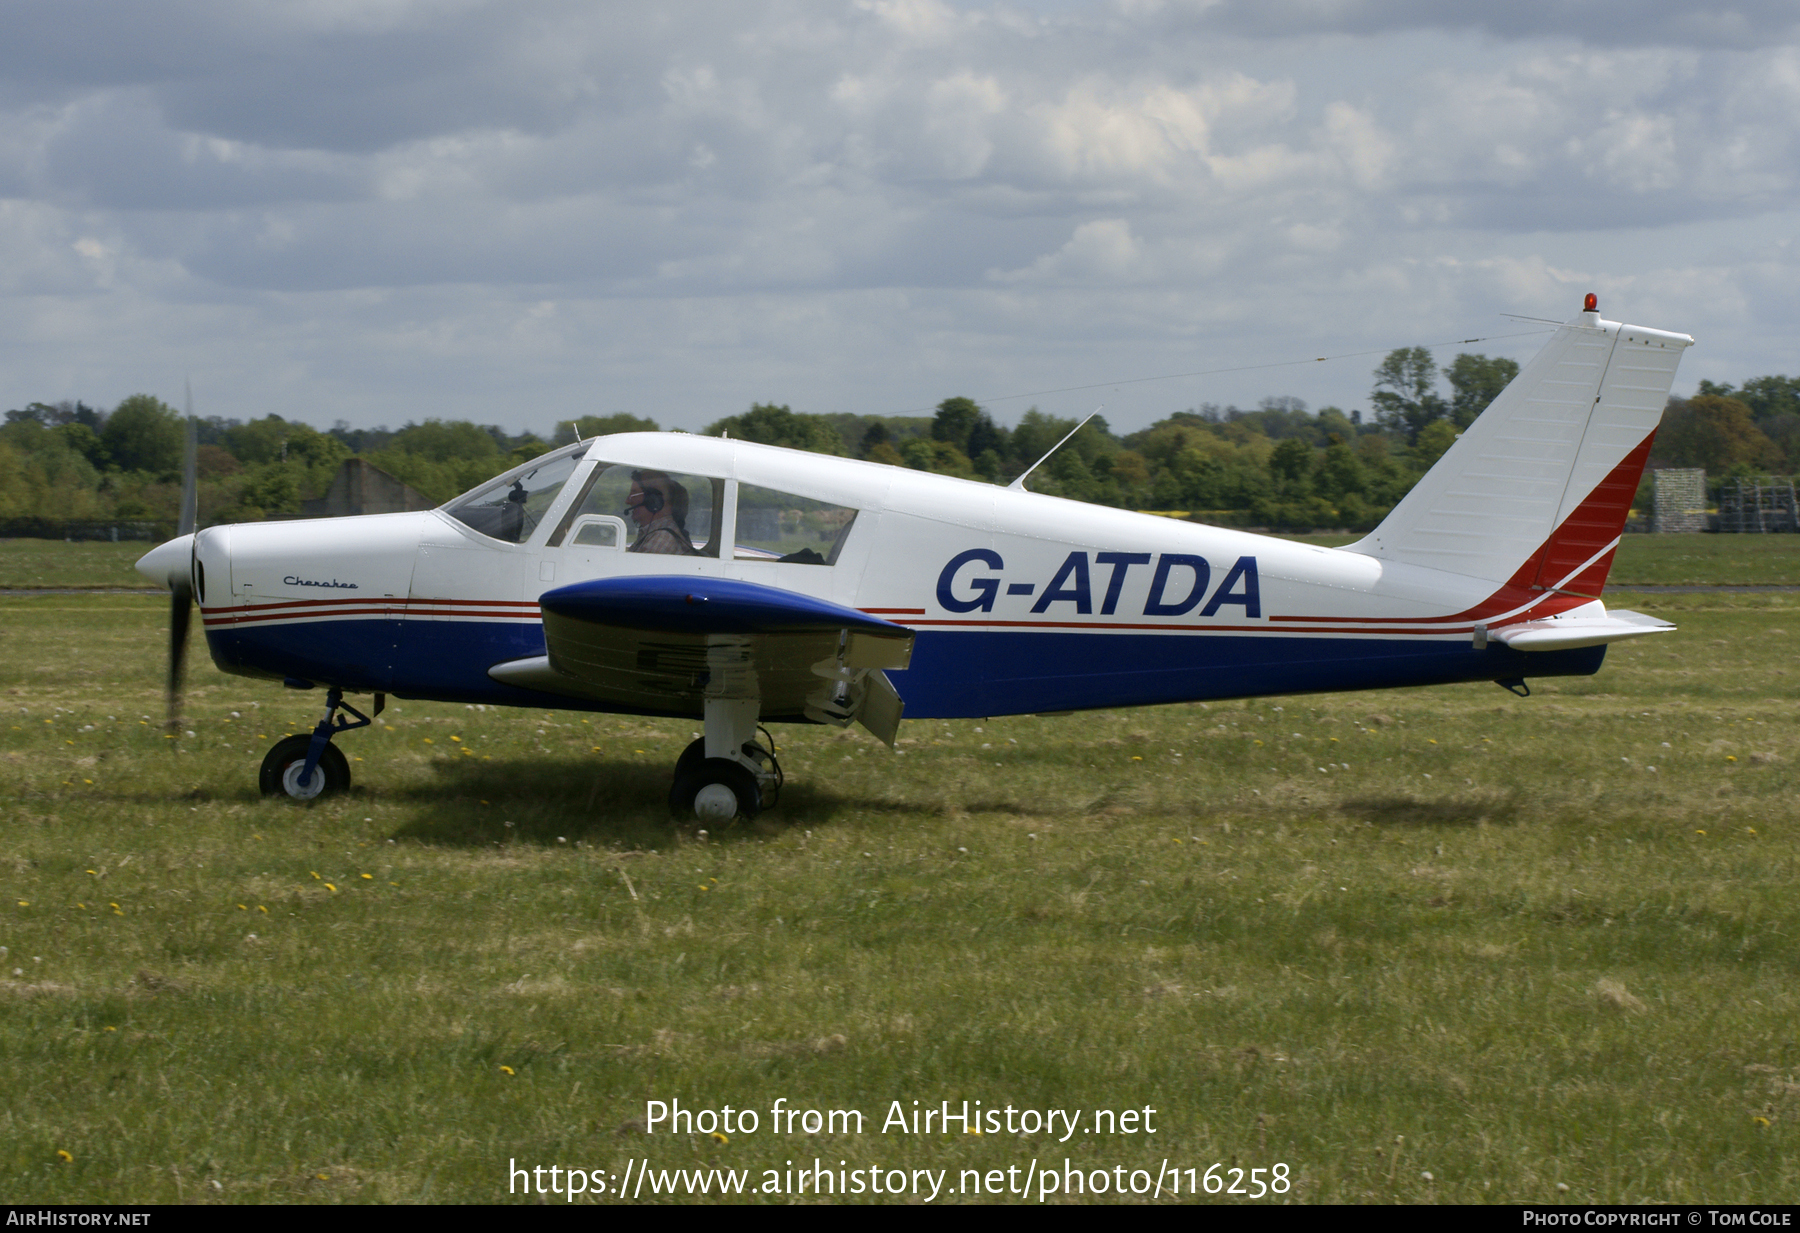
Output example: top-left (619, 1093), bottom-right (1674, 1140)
top-left (442, 442), bottom-right (588, 543)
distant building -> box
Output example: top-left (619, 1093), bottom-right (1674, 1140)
top-left (300, 459), bottom-right (436, 518)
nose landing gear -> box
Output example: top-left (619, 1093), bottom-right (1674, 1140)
top-left (259, 688), bottom-right (381, 801)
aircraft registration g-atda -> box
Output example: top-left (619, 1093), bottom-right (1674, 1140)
top-left (138, 297), bottom-right (1691, 820)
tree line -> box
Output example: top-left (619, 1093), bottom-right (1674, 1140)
top-left (5, 354), bottom-right (1796, 532)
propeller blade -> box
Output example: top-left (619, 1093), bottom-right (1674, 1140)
top-left (167, 578), bottom-right (192, 733)
top-left (168, 386), bottom-right (198, 734)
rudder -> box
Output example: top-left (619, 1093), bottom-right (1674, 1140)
top-left (1348, 300), bottom-right (1693, 588)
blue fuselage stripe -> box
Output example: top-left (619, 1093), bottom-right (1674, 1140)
top-left (206, 618), bottom-right (1603, 718)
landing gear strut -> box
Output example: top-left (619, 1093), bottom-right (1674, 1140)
top-left (669, 697), bottom-right (781, 821)
top-left (259, 688), bottom-right (381, 801)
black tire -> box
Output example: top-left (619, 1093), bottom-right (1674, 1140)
top-left (669, 757), bottom-right (761, 821)
top-left (674, 737), bottom-right (707, 781)
top-left (259, 735), bottom-right (350, 801)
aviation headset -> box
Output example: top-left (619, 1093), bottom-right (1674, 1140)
top-left (627, 470), bottom-right (665, 515)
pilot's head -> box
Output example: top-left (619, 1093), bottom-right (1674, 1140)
top-left (627, 470), bottom-right (688, 529)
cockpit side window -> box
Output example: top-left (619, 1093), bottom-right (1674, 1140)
top-left (734, 484), bottom-right (857, 565)
top-left (547, 462), bottom-right (723, 557)
top-left (442, 445), bottom-right (587, 544)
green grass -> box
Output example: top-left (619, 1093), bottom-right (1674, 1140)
top-left (0, 539), bottom-right (153, 589)
top-left (3, 583), bottom-right (1797, 1205)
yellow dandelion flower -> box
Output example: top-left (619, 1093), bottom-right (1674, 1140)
top-left (86, 870), bottom-right (97, 875)
top-left (450, 735), bottom-right (461, 742)
top-left (361, 873), bottom-right (372, 880)
top-left (1695, 829), bottom-right (1706, 836)
top-left (109, 902), bottom-right (119, 909)
top-left (500, 1065), bottom-right (515, 1075)
top-left (17, 900), bottom-right (28, 907)
top-left (237, 904), bottom-right (247, 911)
top-left (324, 883), bottom-right (337, 892)
top-left (1131, 755), bottom-right (1143, 762)
top-left (310, 871), bottom-right (321, 880)
top-left (698, 884), bottom-right (709, 891)
top-left (1427, 738), bottom-right (1437, 745)
top-left (1754, 1116), bottom-right (1771, 1126)
top-left (422, 738), bottom-right (434, 745)
top-left (258, 905), bottom-right (268, 913)
top-left (57, 1150), bottom-right (72, 1163)
top-left (103, 1026), bottom-right (116, 1032)
top-left (1253, 739), bottom-right (1263, 746)
top-left (1726, 755), bottom-right (1737, 762)
top-left (710, 1132), bottom-right (729, 1145)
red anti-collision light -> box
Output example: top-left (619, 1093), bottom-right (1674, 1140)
top-left (1584, 292), bottom-right (1598, 313)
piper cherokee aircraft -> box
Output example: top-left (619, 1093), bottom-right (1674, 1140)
top-left (137, 296), bottom-right (1691, 821)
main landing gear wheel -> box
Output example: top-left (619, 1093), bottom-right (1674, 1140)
top-left (260, 735), bottom-right (350, 801)
top-left (670, 757), bottom-right (761, 822)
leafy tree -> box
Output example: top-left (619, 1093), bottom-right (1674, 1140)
top-left (385, 419), bottom-right (505, 464)
top-left (1268, 438), bottom-right (1314, 492)
top-left (1733, 375), bottom-right (1800, 423)
top-left (1445, 353), bottom-right (1520, 428)
top-left (704, 404), bottom-right (842, 454)
top-left (1658, 396), bottom-right (1780, 472)
top-left (1370, 348), bottom-right (1447, 443)
top-left (899, 437), bottom-right (975, 478)
top-left (101, 394), bottom-right (185, 475)
top-left (1411, 420), bottom-right (1458, 469)
top-left (556, 413), bottom-right (659, 445)
top-left (858, 421), bottom-right (891, 457)
top-left (56, 422), bottom-right (110, 470)
top-left (931, 397), bottom-right (982, 455)
top-left (1313, 440), bottom-right (1367, 505)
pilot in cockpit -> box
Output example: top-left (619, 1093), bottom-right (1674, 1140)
top-left (624, 470), bottom-right (699, 555)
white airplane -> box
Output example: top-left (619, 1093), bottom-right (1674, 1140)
top-left (137, 297), bottom-right (1692, 820)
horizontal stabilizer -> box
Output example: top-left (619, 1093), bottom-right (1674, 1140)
top-left (1494, 608), bottom-right (1674, 652)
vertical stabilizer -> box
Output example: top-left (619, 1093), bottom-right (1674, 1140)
top-left (1347, 302), bottom-right (1693, 587)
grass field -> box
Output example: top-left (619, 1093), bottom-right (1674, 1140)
top-left (2, 538), bottom-right (1797, 1204)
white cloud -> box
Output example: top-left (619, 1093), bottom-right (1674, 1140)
top-left (0, 1), bottom-right (1795, 431)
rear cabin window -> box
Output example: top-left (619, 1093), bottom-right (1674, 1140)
top-left (733, 485), bottom-right (857, 565)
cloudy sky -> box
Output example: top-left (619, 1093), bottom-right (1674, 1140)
top-left (3, 0), bottom-right (1797, 437)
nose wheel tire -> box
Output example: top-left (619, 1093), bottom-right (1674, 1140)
top-left (669, 757), bottom-right (761, 821)
top-left (260, 735), bottom-right (351, 800)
